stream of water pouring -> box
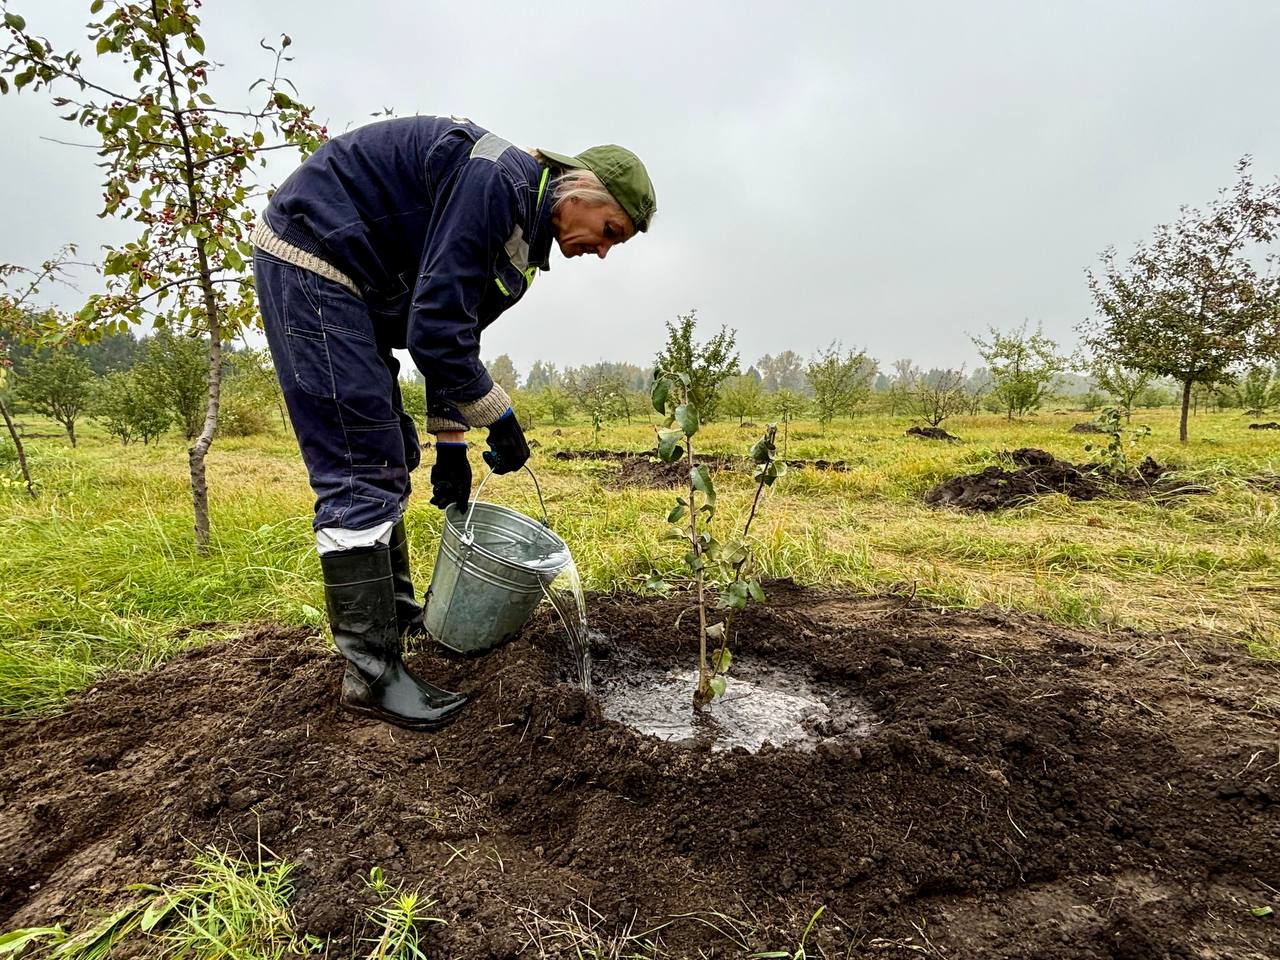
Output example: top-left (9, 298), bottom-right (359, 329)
top-left (535, 553), bottom-right (592, 692)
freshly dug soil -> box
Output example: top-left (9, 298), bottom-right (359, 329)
top-left (3, 586), bottom-right (1277, 958)
top-left (1248, 422), bottom-right (1280, 430)
top-left (905, 426), bottom-right (959, 441)
top-left (1069, 422), bottom-right (1105, 434)
top-left (612, 456), bottom-right (688, 489)
top-left (551, 449), bottom-right (852, 485)
top-left (925, 447), bottom-right (1205, 512)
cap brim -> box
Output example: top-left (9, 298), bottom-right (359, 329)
top-left (538, 148), bottom-right (589, 169)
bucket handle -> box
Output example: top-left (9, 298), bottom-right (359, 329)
top-left (462, 463), bottom-right (551, 539)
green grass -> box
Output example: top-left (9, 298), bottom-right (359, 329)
top-left (0, 851), bottom-right (444, 960)
top-left (2, 405), bottom-right (1278, 716)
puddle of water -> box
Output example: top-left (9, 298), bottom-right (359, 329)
top-left (598, 660), bottom-right (875, 753)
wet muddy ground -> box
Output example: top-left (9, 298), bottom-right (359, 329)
top-left (2, 584), bottom-right (1278, 958)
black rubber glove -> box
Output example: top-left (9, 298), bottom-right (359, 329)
top-left (483, 408), bottom-right (530, 475)
top-left (430, 442), bottom-right (471, 511)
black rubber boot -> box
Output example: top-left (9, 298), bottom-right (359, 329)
top-left (388, 518), bottom-right (426, 638)
top-left (320, 545), bottom-right (467, 731)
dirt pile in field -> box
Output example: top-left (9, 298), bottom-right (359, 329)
top-left (924, 447), bottom-right (1208, 511)
top-left (1070, 422), bottom-right (1105, 434)
top-left (3, 586), bottom-right (1278, 958)
top-left (552, 449), bottom-right (851, 490)
top-left (905, 425), bottom-right (959, 441)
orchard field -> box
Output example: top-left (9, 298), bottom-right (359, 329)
top-left (2, 404), bottom-right (1279, 958)
top-left (3, 405), bottom-right (1278, 716)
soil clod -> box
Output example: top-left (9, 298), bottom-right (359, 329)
top-left (906, 425), bottom-right (960, 441)
top-left (925, 447), bottom-right (1205, 511)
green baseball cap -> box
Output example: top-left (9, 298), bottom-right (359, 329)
top-left (538, 144), bottom-right (656, 232)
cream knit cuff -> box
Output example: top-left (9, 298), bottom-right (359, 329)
top-left (456, 384), bottom-right (512, 427)
top-left (427, 417), bottom-right (470, 434)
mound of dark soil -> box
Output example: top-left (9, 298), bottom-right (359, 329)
top-left (551, 449), bottom-right (851, 486)
top-left (906, 425), bottom-right (959, 442)
top-left (924, 447), bottom-right (1203, 511)
top-left (3, 586), bottom-right (1277, 958)
top-left (1248, 422), bottom-right (1280, 430)
top-left (1070, 422), bottom-right (1105, 434)
top-left (611, 456), bottom-right (687, 489)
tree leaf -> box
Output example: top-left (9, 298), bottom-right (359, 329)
top-left (666, 502), bottom-right (687, 524)
top-left (4, 12), bottom-right (26, 31)
top-left (747, 579), bottom-right (766, 603)
top-left (709, 675), bottom-right (727, 699)
top-left (705, 621), bottom-right (725, 641)
top-left (650, 377), bottom-right (670, 413)
top-left (656, 427), bottom-right (684, 462)
top-left (711, 647), bottom-right (732, 673)
top-left (673, 403), bottom-right (699, 437)
top-left (691, 465), bottom-right (715, 505)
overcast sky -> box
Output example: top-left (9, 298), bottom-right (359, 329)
top-left (3, 0), bottom-right (1279, 378)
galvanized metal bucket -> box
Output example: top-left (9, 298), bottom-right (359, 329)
top-left (424, 466), bottom-right (569, 655)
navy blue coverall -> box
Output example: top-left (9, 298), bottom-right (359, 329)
top-left (252, 117), bottom-right (554, 535)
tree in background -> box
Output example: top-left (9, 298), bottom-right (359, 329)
top-left (1086, 359), bottom-right (1151, 422)
top-left (768, 389), bottom-right (807, 456)
top-left (486, 354), bottom-right (520, 393)
top-left (884, 358), bottom-right (917, 414)
top-left (1238, 365), bottom-right (1277, 415)
top-left (718, 374), bottom-right (764, 425)
top-left (564, 367), bottom-right (625, 446)
top-left (2, 1), bottom-right (325, 550)
top-left (14, 350), bottom-right (94, 446)
top-left (971, 322), bottom-right (1065, 420)
top-left (223, 346), bottom-right (285, 429)
top-left (805, 341), bottom-right (875, 428)
top-left (92, 368), bottom-right (170, 444)
top-left (0, 247), bottom-right (80, 495)
top-left (532, 384), bottom-right (573, 425)
top-left (139, 328), bottom-right (207, 441)
top-left (756, 349), bottom-right (807, 394)
top-left (1082, 158), bottom-right (1280, 442)
top-left (524, 360), bottom-right (559, 391)
top-left (653, 310), bottom-right (740, 421)
top-left (909, 367), bottom-right (968, 428)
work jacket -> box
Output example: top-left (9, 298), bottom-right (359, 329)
top-left (254, 116), bottom-right (554, 431)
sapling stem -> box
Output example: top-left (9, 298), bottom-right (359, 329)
top-left (713, 424), bottom-right (776, 669)
top-left (690, 437), bottom-right (711, 707)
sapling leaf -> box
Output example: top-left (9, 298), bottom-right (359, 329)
top-left (1251, 905), bottom-right (1274, 917)
top-left (711, 647), bottom-right (732, 673)
top-left (748, 579), bottom-right (766, 602)
top-left (706, 621), bottom-right (725, 641)
top-left (667, 503), bottom-right (687, 524)
top-left (657, 428), bottom-right (684, 462)
top-left (651, 378), bottom-right (670, 413)
top-left (709, 675), bottom-right (727, 698)
top-left (723, 580), bottom-right (750, 609)
top-left (691, 465), bottom-right (716, 504)
top-left (675, 371), bottom-right (691, 387)
top-left (683, 551), bottom-right (705, 572)
top-left (674, 403), bottom-right (699, 437)
top-left (643, 575), bottom-right (671, 595)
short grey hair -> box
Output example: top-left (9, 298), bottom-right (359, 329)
top-left (527, 148), bottom-right (623, 215)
